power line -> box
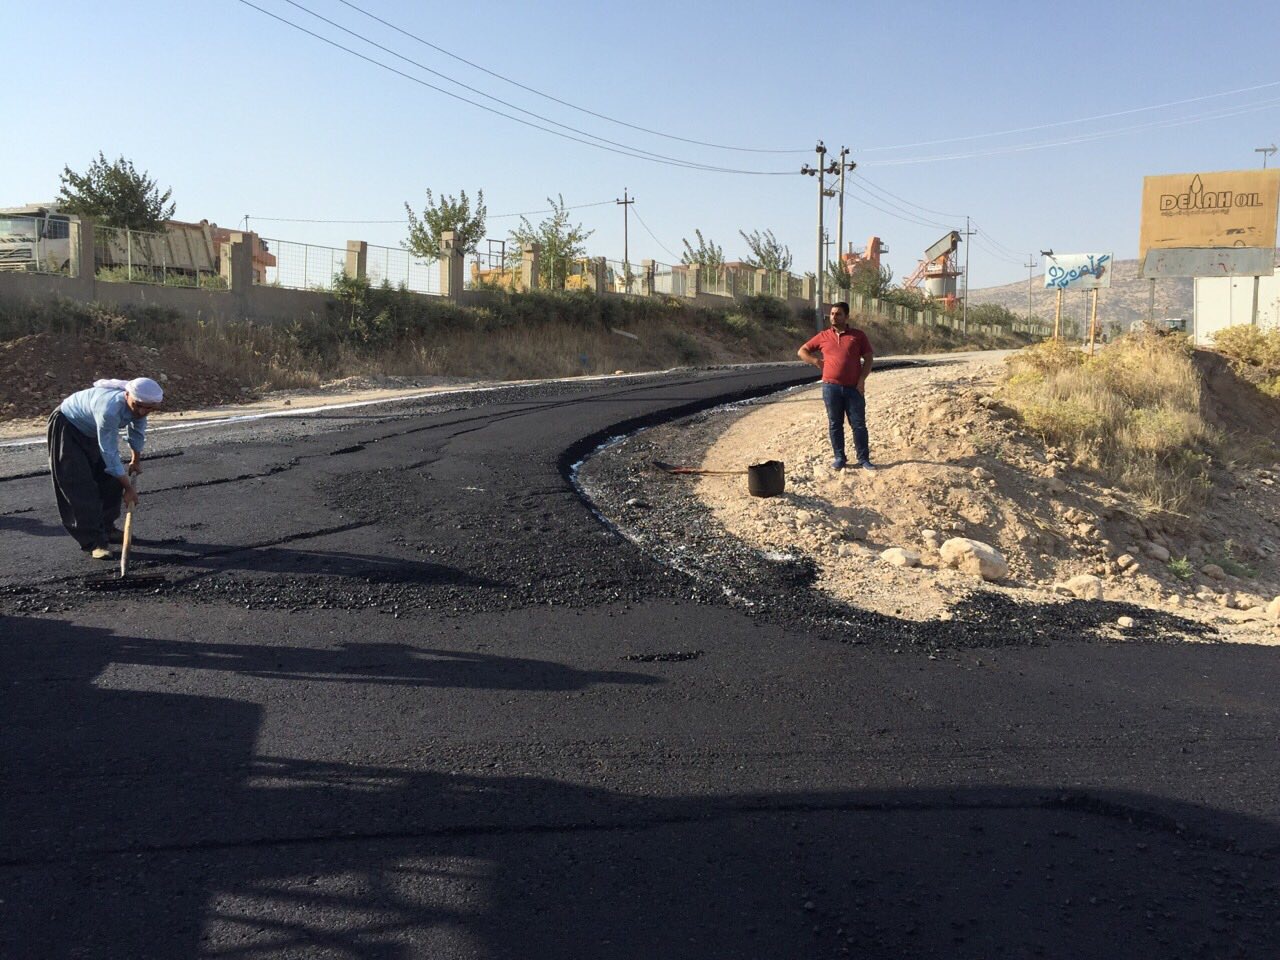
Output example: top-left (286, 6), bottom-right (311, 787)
top-left (862, 95), bottom-right (1280, 166)
top-left (333, 0), bottom-right (808, 155)
top-left (247, 199), bottom-right (619, 226)
top-left (271, 0), bottom-right (791, 173)
top-left (233, 0), bottom-right (794, 176)
top-left (859, 79), bottom-right (1280, 153)
top-left (838, 184), bottom-right (949, 231)
top-left (851, 174), bottom-right (962, 220)
top-left (630, 205), bottom-right (683, 262)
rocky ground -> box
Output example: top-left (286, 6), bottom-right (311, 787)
top-left (579, 355), bottom-right (1280, 646)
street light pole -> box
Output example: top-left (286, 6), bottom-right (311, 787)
top-left (1256, 144), bottom-right (1277, 169)
top-left (835, 147), bottom-right (855, 274)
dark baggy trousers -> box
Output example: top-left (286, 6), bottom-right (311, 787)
top-left (821, 382), bottom-right (870, 464)
top-left (48, 410), bottom-right (123, 551)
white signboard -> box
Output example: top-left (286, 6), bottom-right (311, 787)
top-left (1044, 252), bottom-right (1113, 290)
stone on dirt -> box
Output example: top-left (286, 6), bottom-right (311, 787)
top-left (1063, 574), bottom-right (1104, 600)
top-left (880, 547), bottom-right (921, 569)
top-left (939, 537), bottom-right (1009, 581)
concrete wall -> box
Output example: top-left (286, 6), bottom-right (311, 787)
top-left (1194, 274), bottom-right (1280, 346)
top-left (0, 219), bottom-right (334, 325)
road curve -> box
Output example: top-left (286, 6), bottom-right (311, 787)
top-left (3, 363), bottom-right (1279, 959)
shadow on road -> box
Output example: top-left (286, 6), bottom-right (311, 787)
top-left (4, 613), bottom-right (1276, 958)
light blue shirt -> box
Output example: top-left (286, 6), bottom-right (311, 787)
top-left (58, 387), bottom-right (147, 478)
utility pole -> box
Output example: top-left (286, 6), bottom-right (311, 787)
top-left (1024, 254), bottom-right (1037, 332)
top-left (1251, 148), bottom-right (1273, 327)
top-left (801, 142), bottom-right (839, 331)
top-left (615, 188), bottom-right (635, 271)
top-left (961, 216), bottom-right (975, 334)
top-left (835, 147), bottom-right (855, 280)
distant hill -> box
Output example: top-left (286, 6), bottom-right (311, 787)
top-left (966, 258), bottom-right (1192, 330)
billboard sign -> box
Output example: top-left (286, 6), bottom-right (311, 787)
top-left (1043, 252), bottom-right (1113, 290)
top-left (1139, 169), bottom-right (1280, 277)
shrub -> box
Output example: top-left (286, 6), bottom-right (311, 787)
top-left (1002, 333), bottom-right (1215, 513)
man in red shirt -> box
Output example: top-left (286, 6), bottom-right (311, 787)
top-left (797, 301), bottom-right (875, 470)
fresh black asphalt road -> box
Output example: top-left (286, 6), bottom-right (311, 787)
top-left (2, 364), bottom-right (1277, 959)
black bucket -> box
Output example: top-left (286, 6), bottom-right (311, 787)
top-left (747, 460), bottom-right (785, 498)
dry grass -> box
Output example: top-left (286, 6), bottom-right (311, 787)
top-left (1212, 325), bottom-right (1280, 397)
top-left (1001, 334), bottom-right (1215, 513)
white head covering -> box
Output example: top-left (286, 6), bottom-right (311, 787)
top-left (94, 377), bottom-right (164, 404)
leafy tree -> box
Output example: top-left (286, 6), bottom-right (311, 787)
top-left (848, 263), bottom-right (895, 300)
top-left (680, 229), bottom-right (724, 269)
top-left (404, 188), bottom-right (487, 262)
top-left (507, 194), bottom-right (594, 290)
top-left (57, 152), bottom-right (175, 231)
top-left (738, 228), bottom-right (792, 271)
top-left (967, 303), bottom-right (1019, 330)
top-left (825, 259), bottom-right (852, 293)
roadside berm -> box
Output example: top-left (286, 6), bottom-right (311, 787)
top-left (586, 348), bottom-right (1280, 645)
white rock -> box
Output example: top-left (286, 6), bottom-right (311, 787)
top-left (795, 510), bottom-right (814, 527)
top-left (1041, 476), bottom-right (1067, 495)
top-left (1116, 553), bottom-right (1138, 570)
top-left (880, 547), bottom-right (921, 569)
top-left (938, 610), bottom-right (955, 621)
top-left (970, 467), bottom-right (993, 481)
top-left (836, 544), bottom-right (858, 558)
top-left (939, 537), bottom-right (1009, 581)
top-left (1117, 616), bottom-right (1135, 629)
top-left (1267, 596), bottom-right (1280, 621)
top-left (1166, 595), bottom-right (1185, 608)
top-left (1063, 574), bottom-right (1104, 600)
top-left (1143, 542), bottom-right (1171, 563)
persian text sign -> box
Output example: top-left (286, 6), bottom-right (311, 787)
top-left (1139, 169), bottom-right (1280, 261)
top-left (1044, 252), bottom-right (1112, 290)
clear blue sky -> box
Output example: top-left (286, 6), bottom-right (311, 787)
top-left (7, 0), bottom-right (1280, 287)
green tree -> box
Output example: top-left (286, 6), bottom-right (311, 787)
top-left (849, 263), bottom-right (895, 300)
top-left (680, 229), bottom-right (724, 269)
top-left (404, 188), bottom-right (487, 262)
top-left (738, 228), bottom-right (792, 271)
top-left (57, 152), bottom-right (175, 231)
top-left (507, 194), bottom-right (594, 290)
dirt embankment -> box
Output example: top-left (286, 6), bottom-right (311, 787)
top-left (0, 333), bottom-right (250, 422)
top-left (588, 354), bottom-right (1280, 645)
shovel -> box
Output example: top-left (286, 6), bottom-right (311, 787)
top-left (119, 480), bottom-right (137, 578)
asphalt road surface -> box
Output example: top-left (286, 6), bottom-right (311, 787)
top-left (2, 363), bottom-right (1278, 959)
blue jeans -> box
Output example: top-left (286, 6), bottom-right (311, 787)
top-left (822, 383), bottom-right (869, 463)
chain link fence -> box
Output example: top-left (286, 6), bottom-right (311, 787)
top-left (365, 243), bottom-right (441, 296)
top-left (257, 238), bottom-right (348, 291)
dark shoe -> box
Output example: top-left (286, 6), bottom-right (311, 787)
top-left (832, 456), bottom-right (847, 471)
top-left (856, 460), bottom-right (876, 470)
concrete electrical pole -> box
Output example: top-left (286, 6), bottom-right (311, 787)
top-left (1256, 145), bottom-right (1277, 169)
top-left (615, 188), bottom-right (635, 270)
top-left (961, 216), bottom-right (975, 335)
top-left (802, 142), bottom-right (839, 331)
top-left (1024, 254), bottom-right (1037, 332)
top-left (835, 147), bottom-right (855, 273)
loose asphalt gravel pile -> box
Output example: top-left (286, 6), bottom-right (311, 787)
top-left (575, 402), bottom-right (1218, 654)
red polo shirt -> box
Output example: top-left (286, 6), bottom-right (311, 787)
top-left (802, 327), bottom-right (874, 386)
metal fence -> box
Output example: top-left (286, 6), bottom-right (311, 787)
top-left (93, 223), bottom-right (224, 287)
top-left (0, 214), bottom-right (79, 276)
top-left (605, 260), bottom-right (644, 295)
top-left (651, 261), bottom-right (687, 297)
top-left (701, 266), bottom-right (731, 297)
top-left (365, 243), bottom-right (442, 296)
top-left (258, 238), bottom-right (349, 291)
